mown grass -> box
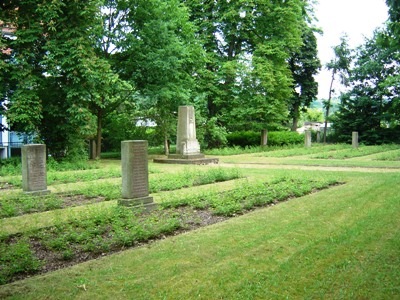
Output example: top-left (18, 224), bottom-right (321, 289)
top-left (0, 171), bottom-right (398, 299)
top-left (0, 145), bottom-right (399, 299)
top-left (374, 148), bottom-right (400, 161)
top-left (311, 144), bottom-right (399, 159)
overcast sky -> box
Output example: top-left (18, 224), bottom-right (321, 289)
top-left (315, 0), bottom-right (389, 99)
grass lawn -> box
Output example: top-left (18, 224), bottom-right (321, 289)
top-left (0, 144), bottom-right (399, 299)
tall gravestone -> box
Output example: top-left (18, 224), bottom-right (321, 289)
top-left (21, 144), bottom-right (50, 195)
top-left (154, 106), bottom-right (218, 164)
top-left (261, 129), bottom-right (268, 146)
top-left (352, 131), bottom-right (359, 148)
top-left (119, 140), bottom-right (155, 210)
top-left (304, 130), bottom-right (312, 148)
top-left (171, 106), bottom-right (204, 159)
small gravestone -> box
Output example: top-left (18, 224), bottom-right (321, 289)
top-left (21, 144), bottom-right (50, 195)
top-left (304, 130), bottom-right (312, 148)
top-left (261, 129), bottom-right (268, 146)
top-left (154, 106), bottom-right (218, 165)
top-left (119, 140), bottom-right (156, 210)
top-left (352, 131), bottom-right (359, 148)
top-left (316, 131), bottom-right (321, 143)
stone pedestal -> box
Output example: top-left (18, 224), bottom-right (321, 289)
top-left (119, 140), bottom-right (156, 211)
top-left (21, 144), bottom-right (50, 195)
top-left (154, 105), bottom-right (218, 165)
top-left (261, 129), bottom-right (268, 146)
top-left (352, 131), bottom-right (359, 148)
top-left (316, 131), bottom-right (321, 143)
top-left (304, 131), bottom-right (312, 148)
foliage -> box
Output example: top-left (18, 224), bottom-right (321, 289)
top-left (185, 0), bottom-right (305, 139)
top-left (332, 29), bottom-right (400, 144)
top-left (288, 12), bottom-right (321, 131)
top-left (226, 131), bottom-right (304, 147)
top-left (0, 0), bottom-right (128, 159)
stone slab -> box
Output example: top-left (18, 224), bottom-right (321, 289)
top-left (168, 153), bottom-right (205, 159)
top-left (24, 190), bottom-right (51, 196)
top-left (118, 196), bottom-right (158, 212)
top-left (153, 157), bottom-right (219, 165)
top-left (21, 144), bottom-right (50, 194)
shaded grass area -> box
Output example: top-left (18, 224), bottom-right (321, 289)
top-left (0, 177), bottom-right (337, 285)
top-left (0, 173), bottom-right (398, 299)
top-left (0, 168), bottom-right (241, 219)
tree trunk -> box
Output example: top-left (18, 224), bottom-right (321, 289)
top-left (96, 108), bottom-right (102, 159)
top-left (324, 70), bottom-right (336, 143)
top-left (291, 102), bottom-right (300, 131)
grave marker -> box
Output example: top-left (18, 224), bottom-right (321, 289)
top-left (21, 144), bottom-right (50, 195)
top-left (304, 130), bottom-right (312, 148)
top-left (352, 131), bottom-right (359, 148)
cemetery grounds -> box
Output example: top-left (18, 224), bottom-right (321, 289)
top-left (0, 144), bottom-right (399, 299)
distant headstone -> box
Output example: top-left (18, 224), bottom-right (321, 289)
top-left (261, 129), bottom-right (268, 146)
top-left (316, 131), bottom-right (321, 143)
top-left (119, 140), bottom-right (156, 210)
top-left (21, 144), bottom-right (50, 195)
top-left (304, 131), bottom-right (312, 148)
top-left (154, 105), bottom-right (218, 165)
top-left (352, 131), bottom-right (359, 148)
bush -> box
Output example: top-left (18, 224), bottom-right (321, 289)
top-left (227, 131), bottom-right (304, 147)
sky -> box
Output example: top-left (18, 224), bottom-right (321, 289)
top-left (314, 0), bottom-right (389, 99)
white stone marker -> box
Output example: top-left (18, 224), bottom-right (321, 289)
top-left (261, 129), bottom-right (268, 146)
top-left (304, 130), bottom-right (312, 148)
top-left (352, 131), bottom-right (359, 148)
top-left (21, 144), bottom-right (50, 195)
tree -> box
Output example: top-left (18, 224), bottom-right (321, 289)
top-left (288, 23), bottom-right (321, 131)
top-left (111, 0), bottom-right (202, 154)
top-left (184, 0), bottom-right (305, 140)
top-left (323, 35), bottom-right (352, 143)
top-left (0, 0), bottom-right (126, 159)
top-left (333, 29), bottom-right (400, 144)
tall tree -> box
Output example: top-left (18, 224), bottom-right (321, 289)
top-left (333, 29), bottom-right (400, 144)
top-left (323, 35), bottom-right (352, 143)
top-left (112, 0), bottom-right (202, 154)
top-left (288, 24), bottom-right (321, 131)
top-left (0, 0), bottom-right (126, 158)
top-left (184, 0), bottom-right (304, 139)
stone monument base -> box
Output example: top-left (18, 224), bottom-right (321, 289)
top-left (154, 155), bottom-right (219, 165)
top-left (118, 196), bottom-right (157, 211)
top-left (24, 189), bottom-right (51, 196)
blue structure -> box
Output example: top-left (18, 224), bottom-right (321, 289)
top-left (0, 115), bottom-right (30, 159)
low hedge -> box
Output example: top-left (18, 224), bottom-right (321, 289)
top-left (227, 131), bottom-right (304, 147)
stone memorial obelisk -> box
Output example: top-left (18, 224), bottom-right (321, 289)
top-left (119, 140), bottom-right (156, 210)
top-left (21, 144), bottom-right (50, 195)
top-left (154, 105), bottom-right (218, 164)
top-left (304, 130), bottom-right (312, 148)
top-left (173, 106), bottom-right (204, 159)
top-left (352, 131), bottom-right (359, 148)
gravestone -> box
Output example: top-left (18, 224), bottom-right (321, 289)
top-left (21, 144), bottom-right (50, 195)
top-left (352, 131), bottom-right (359, 148)
top-left (304, 130), bottom-right (312, 148)
top-left (261, 129), bottom-right (268, 146)
top-left (316, 131), bottom-right (321, 143)
top-left (154, 106), bottom-right (218, 164)
top-left (119, 140), bottom-right (156, 210)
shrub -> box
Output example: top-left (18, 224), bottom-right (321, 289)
top-left (227, 131), bottom-right (304, 147)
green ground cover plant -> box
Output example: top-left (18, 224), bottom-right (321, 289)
top-left (373, 149), bottom-right (400, 161)
top-left (257, 143), bottom-right (351, 158)
top-left (0, 177), bottom-right (337, 285)
top-left (0, 168), bottom-right (241, 218)
top-left (311, 144), bottom-right (399, 159)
